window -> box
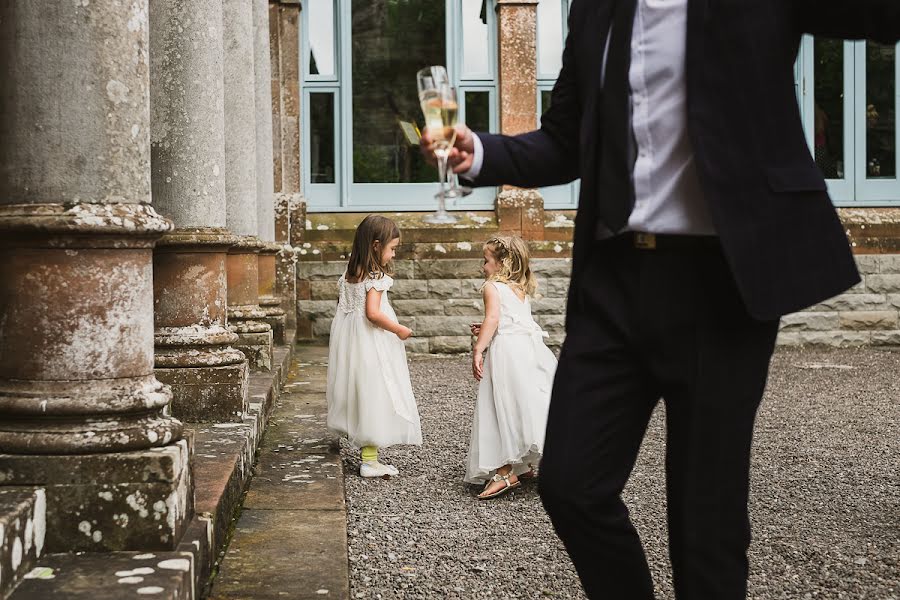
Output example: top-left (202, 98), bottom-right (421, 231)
top-left (797, 37), bottom-right (900, 204)
top-left (302, 0), bottom-right (498, 212)
top-left (536, 0), bottom-right (578, 208)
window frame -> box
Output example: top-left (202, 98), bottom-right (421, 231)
top-left (301, 0), bottom-right (499, 212)
top-left (536, 0), bottom-right (579, 209)
top-left (797, 36), bottom-right (900, 206)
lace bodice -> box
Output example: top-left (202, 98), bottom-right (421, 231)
top-left (337, 273), bottom-right (394, 314)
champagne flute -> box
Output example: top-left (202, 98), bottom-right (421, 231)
top-left (417, 66), bottom-right (460, 224)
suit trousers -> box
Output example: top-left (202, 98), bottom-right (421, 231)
top-left (539, 235), bottom-right (780, 600)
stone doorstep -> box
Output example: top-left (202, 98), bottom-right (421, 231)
top-left (208, 344), bottom-right (350, 600)
top-left (0, 488), bottom-right (45, 599)
top-left (8, 550), bottom-right (194, 600)
top-left (0, 440), bottom-right (194, 553)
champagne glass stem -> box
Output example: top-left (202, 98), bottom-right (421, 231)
top-left (436, 152), bottom-right (449, 215)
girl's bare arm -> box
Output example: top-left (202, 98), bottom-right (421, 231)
top-left (365, 289), bottom-right (412, 340)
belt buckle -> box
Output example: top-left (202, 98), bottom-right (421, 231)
top-left (633, 232), bottom-right (656, 250)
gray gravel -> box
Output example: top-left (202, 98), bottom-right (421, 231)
top-left (342, 347), bottom-right (900, 599)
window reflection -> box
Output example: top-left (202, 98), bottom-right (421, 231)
top-left (310, 92), bottom-right (335, 183)
top-left (537, 0), bottom-right (563, 77)
top-left (308, 0), bottom-right (335, 77)
top-left (814, 39), bottom-right (844, 179)
top-left (465, 91), bottom-right (490, 132)
top-left (866, 43), bottom-right (896, 178)
top-left (463, 0), bottom-right (491, 76)
top-left (351, 0), bottom-right (444, 183)
top-left (540, 89), bottom-right (552, 114)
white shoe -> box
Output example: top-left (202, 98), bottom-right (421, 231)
top-left (360, 461), bottom-right (393, 478)
top-left (379, 462), bottom-right (399, 476)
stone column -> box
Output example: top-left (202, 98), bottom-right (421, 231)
top-left (271, 0), bottom-right (304, 335)
top-left (254, 0), bottom-right (287, 345)
top-left (495, 0), bottom-right (544, 240)
top-left (0, 0), bottom-right (191, 552)
top-left (225, 0), bottom-right (274, 370)
top-left (149, 0), bottom-right (249, 422)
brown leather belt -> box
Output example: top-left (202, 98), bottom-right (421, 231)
top-left (603, 231), bottom-right (721, 251)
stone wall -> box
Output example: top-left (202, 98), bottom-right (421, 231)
top-left (297, 253), bottom-right (900, 352)
top-left (295, 208), bottom-right (900, 352)
top-left (297, 256), bottom-right (571, 353)
top-left (776, 254), bottom-right (900, 347)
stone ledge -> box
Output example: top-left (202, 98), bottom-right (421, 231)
top-left (8, 550), bottom-right (195, 600)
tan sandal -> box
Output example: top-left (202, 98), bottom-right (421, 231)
top-left (477, 472), bottom-right (521, 500)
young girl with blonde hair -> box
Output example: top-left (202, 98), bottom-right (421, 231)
top-left (326, 215), bottom-right (422, 478)
top-left (466, 235), bottom-right (557, 499)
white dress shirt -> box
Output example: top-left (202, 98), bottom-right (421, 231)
top-left (465, 0), bottom-right (716, 236)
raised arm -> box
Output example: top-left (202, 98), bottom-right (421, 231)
top-left (792, 0), bottom-right (900, 43)
top-left (470, 5), bottom-right (583, 189)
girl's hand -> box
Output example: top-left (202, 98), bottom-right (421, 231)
top-left (470, 322), bottom-right (482, 336)
top-left (472, 350), bottom-right (484, 381)
top-left (396, 325), bottom-right (413, 341)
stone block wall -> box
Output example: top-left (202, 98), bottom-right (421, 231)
top-left (298, 253), bottom-right (900, 352)
top-left (295, 210), bottom-right (900, 352)
top-left (297, 257), bottom-right (571, 354)
top-left (776, 254), bottom-right (900, 347)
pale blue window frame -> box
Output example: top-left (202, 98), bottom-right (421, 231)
top-left (301, 0), bottom-right (499, 213)
top-left (796, 36), bottom-right (900, 205)
top-left (537, 0), bottom-right (578, 209)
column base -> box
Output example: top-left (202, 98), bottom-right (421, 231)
top-left (0, 439), bottom-right (193, 553)
top-left (228, 321), bottom-right (274, 371)
top-left (259, 297), bottom-right (287, 345)
top-left (154, 325), bottom-right (249, 422)
top-left (496, 188), bottom-right (544, 240)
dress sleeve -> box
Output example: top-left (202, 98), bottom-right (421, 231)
top-left (364, 275), bottom-right (393, 292)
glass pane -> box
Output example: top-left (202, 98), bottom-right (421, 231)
top-left (814, 39), bottom-right (845, 179)
top-left (351, 0), bottom-right (444, 183)
top-left (310, 92), bottom-right (335, 183)
top-left (307, 0), bottom-right (335, 77)
top-left (865, 42), bottom-right (896, 178)
top-left (465, 91), bottom-right (490, 132)
top-left (537, 0), bottom-right (563, 77)
top-left (463, 0), bottom-right (490, 76)
top-left (541, 89), bottom-right (552, 114)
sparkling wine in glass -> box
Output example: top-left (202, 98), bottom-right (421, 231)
top-left (417, 66), bottom-right (460, 224)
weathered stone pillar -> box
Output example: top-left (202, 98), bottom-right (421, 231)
top-left (496, 0), bottom-right (544, 239)
top-left (225, 0), bottom-right (274, 370)
top-left (149, 0), bottom-right (250, 422)
top-left (271, 0), bottom-right (304, 335)
top-left (0, 0), bottom-right (191, 551)
top-left (254, 0), bottom-right (287, 345)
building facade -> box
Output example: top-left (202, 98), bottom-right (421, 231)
top-left (295, 0), bottom-right (900, 350)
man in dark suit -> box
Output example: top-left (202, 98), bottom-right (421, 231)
top-left (423, 0), bottom-right (900, 598)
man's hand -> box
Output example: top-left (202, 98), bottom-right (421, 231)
top-left (420, 124), bottom-right (475, 174)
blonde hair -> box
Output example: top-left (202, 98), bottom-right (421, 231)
top-left (483, 235), bottom-right (537, 296)
top-left (346, 215), bottom-right (400, 282)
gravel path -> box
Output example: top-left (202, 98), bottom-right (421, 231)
top-left (342, 347), bottom-right (900, 599)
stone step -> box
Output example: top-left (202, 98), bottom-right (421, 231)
top-left (0, 487), bottom-right (46, 600)
top-left (8, 551), bottom-right (194, 600)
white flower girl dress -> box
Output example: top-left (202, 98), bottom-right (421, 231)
top-left (326, 273), bottom-right (422, 448)
top-left (465, 281), bottom-right (557, 484)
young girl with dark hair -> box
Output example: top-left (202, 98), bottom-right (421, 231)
top-left (326, 215), bottom-right (421, 478)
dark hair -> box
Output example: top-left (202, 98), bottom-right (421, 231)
top-left (346, 215), bottom-right (401, 282)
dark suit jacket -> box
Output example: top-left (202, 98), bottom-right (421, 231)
top-left (471, 0), bottom-right (900, 321)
